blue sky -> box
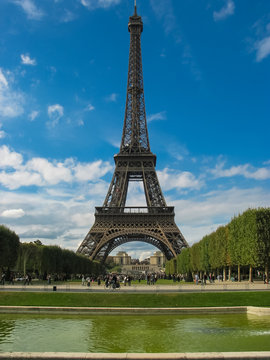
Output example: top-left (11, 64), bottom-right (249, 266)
top-left (0, 0), bottom-right (270, 261)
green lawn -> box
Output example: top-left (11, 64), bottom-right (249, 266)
top-left (0, 291), bottom-right (269, 308)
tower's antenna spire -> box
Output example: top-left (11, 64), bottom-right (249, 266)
top-left (134, 0), bottom-right (137, 15)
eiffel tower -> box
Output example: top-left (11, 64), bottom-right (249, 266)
top-left (77, 3), bottom-right (188, 262)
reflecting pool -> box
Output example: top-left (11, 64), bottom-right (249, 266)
top-left (0, 313), bottom-right (270, 353)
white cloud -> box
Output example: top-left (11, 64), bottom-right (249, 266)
top-left (105, 93), bottom-right (117, 102)
top-left (80, 0), bottom-right (121, 10)
top-left (29, 110), bottom-right (39, 121)
top-left (71, 212), bottom-right (93, 227)
top-left (85, 104), bottom-right (95, 111)
top-left (74, 161), bottom-right (113, 182)
top-left (148, 111), bottom-right (166, 123)
top-left (87, 181), bottom-right (110, 197)
top-left (0, 146), bottom-right (269, 254)
top-left (20, 54), bottom-right (37, 66)
top-left (213, 0), bottom-right (235, 21)
top-left (172, 187), bottom-right (270, 245)
top-left (150, 0), bottom-right (179, 38)
top-left (125, 182), bottom-right (147, 207)
top-left (139, 251), bottom-right (153, 262)
top-left (210, 162), bottom-right (270, 180)
top-left (0, 188), bottom-right (95, 250)
top-left (107, 139), bottom-right (120, 149)
top-left (0, 70), bottom-right (8, 87)
top-left (26, 158), bottom-right (73, 185)
top-left (0, 170), bottom-right (42, 190)
top-left (0, 145), bottom-right (23, 168)
top-left (157, 168), bottom-right (203, 191)
top-left (47, 104), bottom-right (64, 127)
top-left (0, 124), bottom-right (6, 139)
top-left (60, 9), bottom-right (77, 23)
top-left (167, 143), bottom-right (189, 162)
top-left (182, 45), bottom-right (202, 81)
top-left (12, 0), bottom-right (44, 20)
top-left (1, 208), bottom-right (25, 218)
top-left (0, 145), bottom-right (113, 190)
top-left (0, 69), bottom-right (24, 118)
top-left (255, 35), bottom-right (270, 62)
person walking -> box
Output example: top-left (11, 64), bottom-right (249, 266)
top-left (1, 273), bottom-right (5, 285)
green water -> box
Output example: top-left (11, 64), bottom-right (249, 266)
top-left (0, 313), bottom-right (270, 353)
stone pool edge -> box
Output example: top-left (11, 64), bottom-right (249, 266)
top-left (0, 305), bottom-right (270, 315)
top-left (1, 352), bottom-right (270, 360)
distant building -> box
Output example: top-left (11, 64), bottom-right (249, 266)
top-left (113, 251), bottom-right (131, 265)
top-left (111, 250), bottom-right (165, 275)
top-left (140, 257), bottom-right (150, 265)
top-left (122, 263), bottom-right (164, 275)
top-left (150, 251), bottom-right (165, 267)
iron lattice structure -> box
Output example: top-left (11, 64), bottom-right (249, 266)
top-left (77, 6), bottom-right (188, 262)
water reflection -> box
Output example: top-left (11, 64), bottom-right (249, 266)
top-left (0, 318), bottom-right (15, 345)
top-left (0, 313), bottom-right (270, 353)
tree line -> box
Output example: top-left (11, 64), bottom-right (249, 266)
top-left (165, 208), bottom-right (270, 283)
top-left (0, 225), bottom-right (104, 280)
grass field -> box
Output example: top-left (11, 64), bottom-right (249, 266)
top-left (0, 291), bottom-right (270, 308)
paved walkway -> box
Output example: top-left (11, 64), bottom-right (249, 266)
top-left (1, 281), bottom-right (269, 293)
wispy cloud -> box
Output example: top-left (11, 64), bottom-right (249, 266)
top-left (213, 0), bottom-right (235, 22)
top-left (0, 69), bottom-right (24, 118)
top-left (12, 0), bottom-right (44, 20)
top-left (248, 17), bottom-right (270, 62)
top-left (105, 93), bottom-right (117, 102)
top-left (0, 124), bottom-right (6, 139)
top-left (210, 161), bottom-right (270, 180)
top-left (60, 9), bottom-right (77, 23)
top-left (148, 111), bottom-right (166, 123)
top-left (182, 45), bottom-right (202, 81)
top-left (21, 54), bottom-right (37, 66)
top-left (28, 110), bottom-right (39, 121)
top-left (150, 0), bottom-right (181, 42)
top-left (0, 70), bottom-right (8, 87)
top-left (150, 0), bottom-right (201, 81)
top-left (80, 0), bottom-right (121, 10)
top-left (85, 103), bottom-right (95, 111)
top-left (107, 139), bottom-right (120, 149)
top-left (0, 130), bottom-right (6, 139)
top-left (255, 35), bottom-right (270, 62)
top-left (167, 143), bottom-right (189, 162)
top-left (47, 104), bottom-right (64, 127)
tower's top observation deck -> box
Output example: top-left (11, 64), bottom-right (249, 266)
top-left (128, 5), bottom-right (143, 33)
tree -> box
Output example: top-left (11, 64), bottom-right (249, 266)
top-left (228, 215), bottom-right (243, 281)
top-left (199, 236), bottom-right (210, 274)
top-left (41, 246), bottom-right (63, 274)
top-left (0, 225), bottom-right (20, 271)
top-left (190, 242), bottom-right (201, 275)
top-left (16, 242), bottom-right (42, 275)
top-left (255, 208), bottom-right (270, 282)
